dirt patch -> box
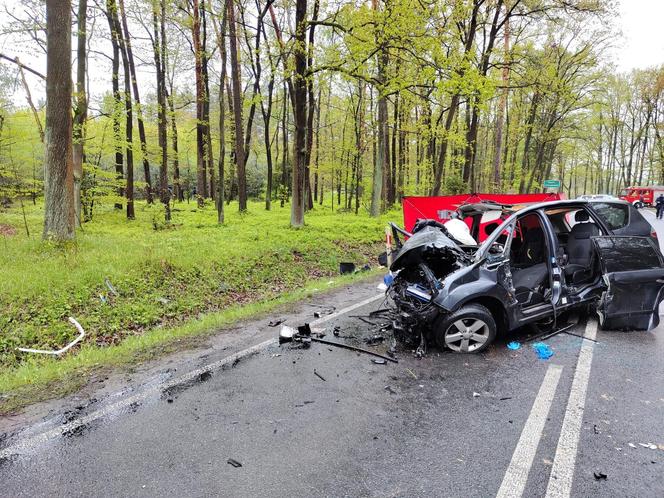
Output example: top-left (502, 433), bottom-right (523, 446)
top-left (0, 224), bottom-right (17, 237)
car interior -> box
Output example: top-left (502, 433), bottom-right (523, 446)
top-left (508, 213), bottom-right (550, 306)
top-left (545, 207), bottom-right (604, 287)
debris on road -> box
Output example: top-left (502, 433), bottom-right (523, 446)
top-left (473, 392), bottom-right (480, 398)
top-left (364, 334), bottom-right (385, 345)
top-left (105, 278), bottom-right (118, 296)
top-left (314, 370), bottom-right (326, 382)
top-left (278, 324), bottom-right (398, 363)
top-left (371, 359), bottom-right (387, 365)
top-left (405, 368), bottom-right (418, 380)
top-left (507, 341), bottom-right (521, 350)
top-left (532, 342), bottom-right (554, 360)
top-left (639, 443), bottom-right (658, 450)
top-left (340, 262), bottom-right (355, 274)
top-left (333, 326), bottom-right (340, 337)
top-left (593, 471), bottom-right (607, 481)
top-left (268, 319), bottom-right (285, 327)
top-left (227, 458), bottom-right (243, 468)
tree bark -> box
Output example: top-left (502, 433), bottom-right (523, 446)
top-left (291, 0), bottom-right (308, 226)
top-left (73, 0), bottom-right (87, 224)
top-left (192, 0), bottom-right (207, 204)
top-left (212, 0), bottom-right (229, 222)
top-left (119, 0), bottom-right (152, 203)
top-left (370, 0), bottom-right (387, 216)
top-left (111, 0), bottom-right (134, 219)
top-left (227, 0), bottom-right (247, 211)
top-left (43, 0), bottom-right (75, 241)
top-left (105, 0), bottom-right (123, 209)
top-left (153, 0), bottom-right (170, 220)
top-left (492, 12), bottom-right (509, 189)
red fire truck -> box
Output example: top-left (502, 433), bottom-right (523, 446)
top-left (619, 186), bottom-right (664, 207)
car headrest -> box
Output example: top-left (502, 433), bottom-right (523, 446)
top-left (571, 223), bottom-right (599, 239)
top-left (574, 210), bottom-right (590, 222)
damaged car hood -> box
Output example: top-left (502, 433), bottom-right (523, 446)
top-left (390, 227), bottom-right (471, 277)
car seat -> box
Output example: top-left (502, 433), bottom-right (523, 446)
top-left (565, 210), bottom-right (599, 284)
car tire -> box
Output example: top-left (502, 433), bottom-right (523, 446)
top-left (434, 304), bottom-right (497, 353)
top-left (634, 201), bottom-right (644, 209)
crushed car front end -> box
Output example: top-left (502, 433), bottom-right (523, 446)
top-left (387, 225), bottom-right (479, 353)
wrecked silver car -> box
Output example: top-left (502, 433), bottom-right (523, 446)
top-left (387, 200), bottom-right (664, 354)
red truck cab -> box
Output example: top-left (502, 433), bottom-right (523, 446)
top-left (619, 186), bottom-right (664, 207)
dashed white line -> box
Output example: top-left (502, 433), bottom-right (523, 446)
top-left (545, 318), bottom-right (598, 498)
top-left (0, 293), bottom-right (386, 459)
top-left (496, 364), bottom-right (564, 498)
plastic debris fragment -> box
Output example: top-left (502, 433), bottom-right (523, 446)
top-left (507, 341), bottom-right (521, 350)
top-left (532, 342), bottom-right (554, 360)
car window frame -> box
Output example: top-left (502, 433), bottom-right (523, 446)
top-left (588, 201), bottom-right (631, 231)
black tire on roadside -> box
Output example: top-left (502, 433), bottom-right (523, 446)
top-left (434, 303), bottom-right (497, 354)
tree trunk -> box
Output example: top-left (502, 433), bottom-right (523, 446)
top-left (166, 88), bottom-right (182, 201)
top-left (72, 0), bottom-right (87, 224)
top-left (111, 0), bottom-right (134, 219)
top-left (213, 0), bottom-right (229, 222)
top-left (290, 0), bottom-right (308, 226)
top-left (153, 0), bottom-right (170, 220)
top-left (119, 0), bottom-right (152, 203)
top-left (227, 0), bottom-right (247, 211)
top-left (370, 0), bottom-right (387, 216)
top-left (192, 0), bottom-right (206, 204)
top-left (201, 1), bottom-right (214, 201)
top-left (106, 0), bottom-right (123, 209)
top-left (43, 0), bottom-right (75, 241)
top-left (303, 0), bottom-right (320, 211)
top-left (492, 13), bottom-right (509, 189)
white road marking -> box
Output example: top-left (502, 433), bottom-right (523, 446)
top-left (0, 293), bottom-right (386, 459)
top-left (545, 318), bottom-right (598, 498)
top-left (496, 364), bottom-right (563, 498)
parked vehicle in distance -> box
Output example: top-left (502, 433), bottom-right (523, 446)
top-left (387, 200), bottom-right (664, 354)
top-left (576, 194), bottom-right (616, 201)
top-left (619, 186), bottom-right (664, 208)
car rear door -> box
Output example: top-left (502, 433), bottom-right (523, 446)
top-left (592, 236), bottom-right (664, 330)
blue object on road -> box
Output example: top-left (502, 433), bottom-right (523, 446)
top-left (532, 342), bottom-right (554, 360)
top-left (384, 273), bottom-right (394, 287)
top-left (507, 341), bottom-right (521, 350)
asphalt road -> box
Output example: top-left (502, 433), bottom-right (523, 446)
top-left (1, 212), bottom-right (663, 497)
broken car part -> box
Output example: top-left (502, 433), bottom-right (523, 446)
top-left (17, 317), bottom-right (86, 356)
top-left (340, 262), bottom-right (355, 274)
top-left (278, 324), bottom-right (397, 363)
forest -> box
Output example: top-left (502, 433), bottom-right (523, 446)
top-left (0, 0), bottom-right (662, 240)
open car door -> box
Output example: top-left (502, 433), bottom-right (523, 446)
top-left (592, 236), bottom-right (664, 330)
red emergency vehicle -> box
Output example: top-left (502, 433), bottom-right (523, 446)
top-left (401, 192), bottom-right (564, 243)
top-left (619, 186), bottom-right (664, 207)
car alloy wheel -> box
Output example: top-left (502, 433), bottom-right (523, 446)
top-left (444, 318), bottom-right (490, 353)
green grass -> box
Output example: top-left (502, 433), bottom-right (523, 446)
top-left (0, 199), bottom-right (398, 412)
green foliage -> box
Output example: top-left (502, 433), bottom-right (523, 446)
top-left (0, 199), bottom-right (398, 372)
